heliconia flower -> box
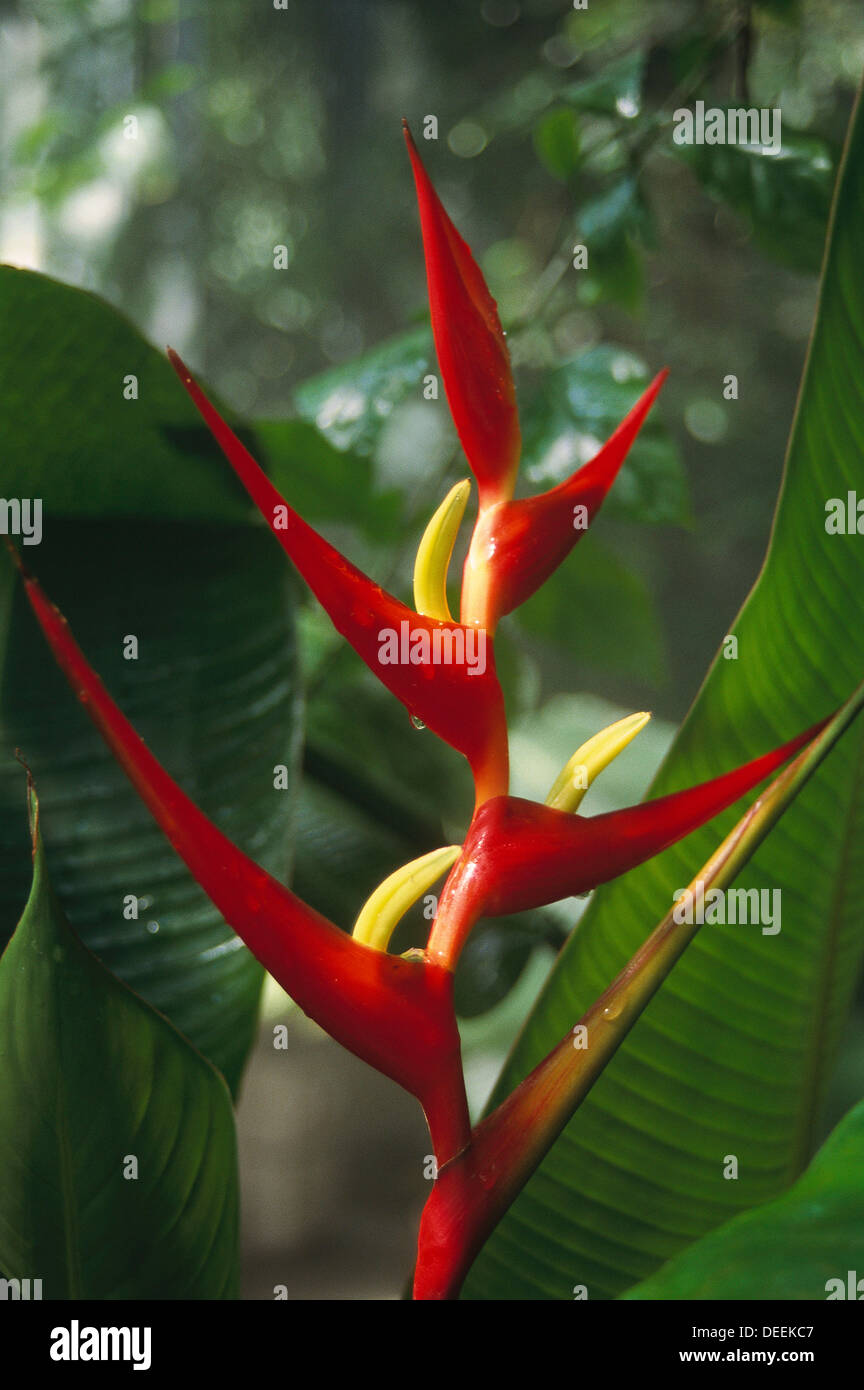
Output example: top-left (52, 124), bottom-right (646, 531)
top-left (459, 369), bottom-right (668, 632)
top-left (403, 121), bottom-right (521, 509)
top-left (12, 552), bottom-right (470, 1162)
top-left (427, 716), bottom-right (828, 969)
top-left (14, 118), bottom-right (864, 1306)
top-left (167, 350), bottom-right (508, 807)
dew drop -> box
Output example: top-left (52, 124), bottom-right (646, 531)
top-left (410, 714), bottom-right (426, 731)
top-left (602, 998), bottom-right (623, 1020)
top-left (146, 920), bottom-right (160, 935)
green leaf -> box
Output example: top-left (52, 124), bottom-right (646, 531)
top-left (293, 325), bottom-right (433, 457)
top-left (463, 82), bottom-right (864, 1300)
top-left (533, 108), bottom-right (582, 181)
top-left (572, 182), bottom-right (654, 314)
top-left (0, 271), bottom-right (302, 1094)
top-left (624, 1098), bottom-right (864, 1299)
top-left (0, 523), bottom-right (300, 1095)
top-left (0, 266), bottom-right (251, 522)
top-left (0, 785), bottom-right (238, 1299)
top-left (563, 52), bottom-right (645, 120)
top-left (578, 178), bottom-right (644, 248)
top-left (671, 123), bottom-right (835, 273)
top-left (520, 345), bottom-right (689, 526)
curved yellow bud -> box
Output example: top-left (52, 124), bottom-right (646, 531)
top-left (413, 479), bottom-right (471, 622)
top-left (352, 845), bottom-right (462, 952)
top-left (546, 711), bottom-right (651, 813)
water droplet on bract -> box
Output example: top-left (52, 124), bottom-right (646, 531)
top-left (146, 921), bottom-right (160, 935)
top-left (410, 714), bottom-right (426, 731)
top-left (602, 998), bottom-right (623, 1020)
top-left (478, 1169), bottom-right (497, 1190)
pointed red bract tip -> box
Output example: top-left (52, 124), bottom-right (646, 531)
top-left (461, 370), bottom-right (669, 630)
top-left (403, 122), bottom-right (521, 508)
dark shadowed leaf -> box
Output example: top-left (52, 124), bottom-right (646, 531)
top-left (0, 265), bottom-right (251, 522)
top-left (0, 524), bottom-right (301, 1095)
top-left (0, 786), bottom-right (238, 1299)
top-left (0, 268), bottom-right (303, 1094)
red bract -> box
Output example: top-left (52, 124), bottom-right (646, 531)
top-left (427, 718), bottom-right (827, 968)
top-left (403, 125), bottom-right (668, 632)
top-left (167, 349), bottom-right (508, 808)
top-left (404, 121), bottom-right (521, 508)
top-left (460, 369), bottom-right (668, 630)
top-left (14, 555), bottom-right (470, 1163)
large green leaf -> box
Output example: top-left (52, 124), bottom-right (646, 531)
top-left (0, 524), bottom-right (300, 1095)
top-left (0, 270), bottom-right (302, 1094)
top-left (624, 1098), bottom-right (864, 1300)
top-left (463, 82), bottom-right (864, 1299)
top-left (0, 265), bottom-right (251, 521)
top-left (0, 786), bottom-right (238, 1299)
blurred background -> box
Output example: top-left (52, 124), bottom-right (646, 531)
top-left (2, 0), bottom-right (864, 1297)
